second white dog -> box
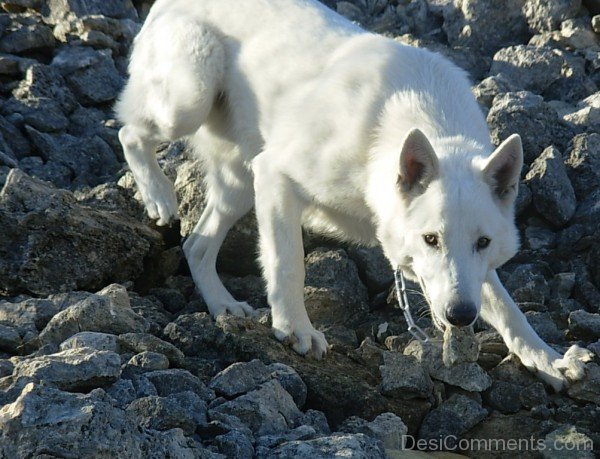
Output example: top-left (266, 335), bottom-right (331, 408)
top-left (116, 0), bottom-right (592, 390)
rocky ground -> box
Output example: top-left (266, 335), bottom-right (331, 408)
top-left (0, 0), bottom-right (599, 458)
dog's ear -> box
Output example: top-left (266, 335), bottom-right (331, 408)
top-left (398, 128), bottom-right (438, 195)
top-left (482, 134), bottom-right (523, 204)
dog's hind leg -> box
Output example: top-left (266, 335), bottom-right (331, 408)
top-left (481, 271), bottom-right (593, 391)
top-left (115, 16), bottom-right (225, 225)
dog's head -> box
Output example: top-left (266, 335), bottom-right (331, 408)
top-left (378, 129), bottom-right (523, 329)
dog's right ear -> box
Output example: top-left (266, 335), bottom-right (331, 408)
top-left (398, 128), bottom-right (439, 195)
top-left (482, 134), bottom-right (523, 204)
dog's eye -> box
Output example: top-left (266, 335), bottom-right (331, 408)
top-left (423, 234), bottom-right (439, 248)
top-left (477, 237), bottom-right (491, 250)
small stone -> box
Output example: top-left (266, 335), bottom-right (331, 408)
top-left (127, 391), bottom-right (207, 435)
top-left (0, 324), bottom-right (22, 354)
top-left (209, 359), bottom-right (272, 398)
top-left (263, 433), bottom-right (385, 459)
top-left (519, 382), bottom-right (548, 409)
top-left (484, 381), bottom-right (523, 414)
top-left (523, 0), bottom-right (581, 33)
top-left (268, 363), bottom-right (307, 409)
top-left (39, 285), bottom-right (148, 346)
top-left (567, 363), bottom-right (600, 405)
top-left (340, 412), bottom-right (408, 451)
top-left (593, 15), bottom-right (600, 34)
top-left (405, 340), bottom-right (492, 392)
top-left (0, 359), bottom-right (14, 378)
top-left (215, 430), bottom-right (254, 459)
top-left (526, 146), bottom-right (577, 227)
top-left (487, 92), bottom-right (575, 164)
top-left (568, 310), bottom-right (600, 340)
top-left (443, 326), bottom-right (479, 366)
top-left (298, 409), bottom-right (331, 435)
top-left (490, 45), bottom-right (565, 94)
top-left (128, 351), bottom-right (169, 370)
top-left (13, 347), bottom-right (121, 391)
top-left (379, 351), bottom-right (433, 399)
top-left (542, 425), bottom-right (595, 459)
top-left (209, 380), bottom-right (302, 436)
top-left (564, 133), bottom-right (600, 200)
top-left (106, 378), bottom-right (136, 408)
top-left (117, 333), bottom-right (185, 367)
top-left (59, 332), bottom-right (119, 353)
top-left (144, 368), bottom-right (215, 401)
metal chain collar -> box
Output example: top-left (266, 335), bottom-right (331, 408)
top-left (393, 269), bottom-right (429, 343)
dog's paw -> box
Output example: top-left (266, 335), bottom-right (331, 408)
top-left (534, 345), bottom-right (594, 392)
top-left (140, 177), bottom-right (179, 226)
top-left (208, 300), bottom-right (255, 318)
top-left (273, 321), bottom-right (329, 359)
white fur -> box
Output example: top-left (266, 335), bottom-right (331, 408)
top-left (116, 0), bottom-right (592, 389)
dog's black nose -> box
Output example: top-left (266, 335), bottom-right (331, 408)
top-left (446, 302), bottom-right (477, 327)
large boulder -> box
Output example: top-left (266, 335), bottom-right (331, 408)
top-left (0, 170), bottom-right (162, 295)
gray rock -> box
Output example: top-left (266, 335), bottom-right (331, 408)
top-left (0, 20), bottom-right (55, 54)
top-left (268, 363), bottom-right (307, 409)
top-left (2, 95), bottom-right (69, 132)
top-left (64, 50), bottom-right (123, 104)
top-left (144, 368), bottom-right (215, 401)
top-left (568, 310), bottom-right (600, 340)
top-left (0, 324), bottom-right (22, 353)
top-left (39, 284), bottom-right (149, 346)
top-left (525, 311), bottom-right (564, 343)
top-left (209, 359), bottom-right (272, 398)
top-left (13, 64), bottom-right (78, 114)
top-left (215, 430), bottom-right (255, 459)
top-left (523, 0), bottom-right (582, 33)
top-left (526, 146), bottom-right (577, 227)
top-left (117, 332), bottom-right (185, 367)
top-left (18, 156), bottom-right (72, 188)
top-left (442, 0), bottom-right (529, 55)
top-left (490, 45), bottom-right (566, 93)
top-left (443, 326), bottom-right (479, 366)
top-left (487, 91), bottom-right (575, 164)
top-left (0, 115), bottom-right (30, 158)
top-left (262, 433), bottom-right (385, 459)
top-left (59, 331), bottom-right (119, 353)
top-left (379, 351), bottom-right (433, 399)
top-left (340, 412), bottom-right (408, 451)
top-left (405, 340), bottom-right (492, 392)
top-left (209, 380), bottom-right (302, 436)
top-left (473, 74), bottom-right (517, 108)
top-left (106, 378), bottom-right (136, 407)
top-left (42, 0), bottom-right (138, 23)
top-left (519, 382), bottom-right (548, 409)
top-left (565, 133), bottom-right (600, 200)
top-left (346, 246), bottom-right (393, 293)
top-left (128, 351), bottom-right (170, 370)
top-left (13, 347), bottom-right (121, 391)
top-left (304, 248), bottom-right (369, 326)
top-left (0, 359), bottom-right (14, 378)
top-left (484, 381), bottom-right (523, 414)
top-left (298, 409), bottom-right (331, 435)
top-left (25, 126), bottom-right (120, 187)
top-left (542, 425), bottom-right (595, 459)
top-left (257, 425), bottom-right (318, 449)
top-left (0, 171), bottom-right (161, 295)
top-left (127, 391), bottom-right (207, 435)
top-left (0, 382), bottom-right (214, 458)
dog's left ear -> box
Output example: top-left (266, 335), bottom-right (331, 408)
top-left (398, 128), bottom-right (439, 195)
top-left (482, 134), bottom-right (523, 204)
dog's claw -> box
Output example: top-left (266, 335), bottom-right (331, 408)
top-left (274, 323), bottom-right (329, 359)
top-left (210, 301), bottom-right (255, 318)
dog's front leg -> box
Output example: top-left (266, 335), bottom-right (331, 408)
top-left (253, 155), bottom-right (329, 358)
top-left (480, 270), bottom-right (592, 391)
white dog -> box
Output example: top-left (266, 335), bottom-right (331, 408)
top-left (116, 0), bottom-right (592, 390)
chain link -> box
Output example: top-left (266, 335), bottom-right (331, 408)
top-left (393, 269), bottom-right (429, 343)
